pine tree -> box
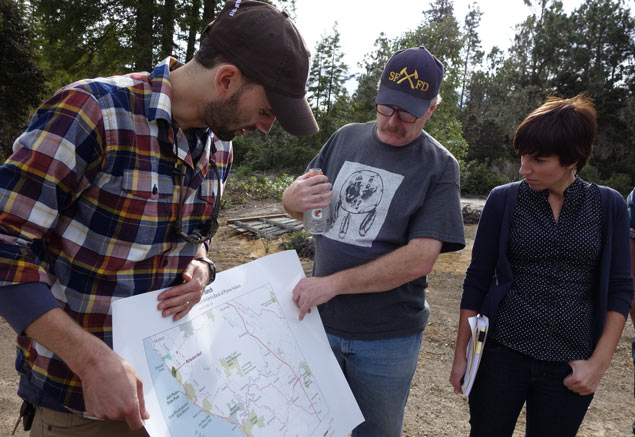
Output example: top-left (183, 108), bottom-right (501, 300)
top-left (0, 0), bottom-right (47, 159)
top-left (306, 23), bottom-right (350, 142)
top-left (460, 3), bottom-right (484, 108)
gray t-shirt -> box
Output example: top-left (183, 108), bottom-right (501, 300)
top-left (310, 122), bottom-right (465, 339)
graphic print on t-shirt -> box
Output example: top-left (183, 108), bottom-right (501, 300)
top-left (324, 161), bottom-right (404, 247)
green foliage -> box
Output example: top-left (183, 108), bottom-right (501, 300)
top-left (283, 231), bottom-right (315, 258)
top-left (283, 231), bottom-right (312, 251)
top-left (350, 34), bottom-right (393, 123)
top-left (27, 0), bottom-right (229, 91)
top-left (8, 0), bottom-right (634, 189)
top-left (397, 2), bottom-right (464, 117)
top-left (235, 165), bottom-right (253, 180)
top-left (426, 109), bottom-right (469, 165)
top-left (392, 1), bottom-right (469, 166)
top-left (461, 161), bottom-right (509, 196)
top-left (307, 23), bottom-right (353, 144)
top-left (601, 172), bottom-right (633, 197)
top-left (460, 3), bottom-right (484, 108)
top-left (578, 164), bottom-right (601, 184)
top-left (460, 0), bottom-right (635, 186)
top-left (0, 0), bottom-right (47, 159)
top-left (31, 0), bottom-right (137, 91)
top-left (259, 226), bottom-right (273, 254)
top-left (233, 124), bottom-right (321, 174)
top-left (562, 0), bottom-right (635, 181)
top-left (581, 165), bottom-right (634, 196)
top-left (221, 171), bottom-right (294, 208)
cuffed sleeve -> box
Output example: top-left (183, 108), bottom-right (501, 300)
top-left (0, 282), bottom-right (59, 334)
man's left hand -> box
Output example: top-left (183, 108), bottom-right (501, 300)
top-left (157, 258), bottom-right (211, 321)
top-left (292, 277), bottom-right (336, 321)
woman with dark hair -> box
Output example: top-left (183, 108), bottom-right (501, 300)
top-left (449, 94), bottom-right (634, 436)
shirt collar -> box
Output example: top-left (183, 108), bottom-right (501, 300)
top-left (521, 176), bottom-right (583, 201)
top-left (148, 57), bottom-right (215, 169)
top-left (148, 57), bottom-right (181, 125)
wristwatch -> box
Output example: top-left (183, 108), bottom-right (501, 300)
top-left (195, 257), bottom-right (216, 285)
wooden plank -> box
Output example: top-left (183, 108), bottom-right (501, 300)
top-left (259, 217), bottom-right (303, 232)
top-left (278, 218), bottom-right (299, 225)
top-left (226, 213), bottom-right (288, 224)
top-left (231, 220), bottom-right (277, 239)
top-left (225, 225), bottom-right (250, 235)
top-left (225, 214), bottom-right (303, 238)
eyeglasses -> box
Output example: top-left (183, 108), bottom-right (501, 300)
top-left (376, 104), bottom-right (417, 123)
top-left (173, 161), bottom-right (221, 244)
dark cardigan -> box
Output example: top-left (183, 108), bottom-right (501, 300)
top-left (460, 181), bottom-right (634, 345)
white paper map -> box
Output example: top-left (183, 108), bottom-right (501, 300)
top-left (113, 250), bottom-right (363, 437)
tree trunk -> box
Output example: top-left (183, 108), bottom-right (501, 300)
top-left (185, 0), bottom-right (202, 61)
top-left (133, 0), bottom-right (154, 70)
top-left (202, 0), bottom-right (217, 26)
top-left (160, 0), bottom-right (176, 59)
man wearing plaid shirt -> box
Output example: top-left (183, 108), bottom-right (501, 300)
top-left (0, 1), bottom-right (317, 435)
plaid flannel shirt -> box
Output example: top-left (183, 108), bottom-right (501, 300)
top-left (0, 57), bottom-right (232, 412)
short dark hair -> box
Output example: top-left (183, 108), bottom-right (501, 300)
top-left (513, 94), bottom-right (597, 173)
top-left (194, 42), bottom-right (226, 69)
top-left (194, 44), bottom-right (255, 85)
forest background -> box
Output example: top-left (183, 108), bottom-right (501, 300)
top-left (2, 0), bottom-right (634, 196)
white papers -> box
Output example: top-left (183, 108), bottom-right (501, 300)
top-left (461, 314), bottom-right (489, 398)
top-left (113, 250), bottom-right (363, 437)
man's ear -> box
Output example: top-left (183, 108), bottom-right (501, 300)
top-left (213, 64), bottom-right (242, 98)
top-left (421, 102), bottom-right (437, 122)
top-left (427, 102), bottom-right (438, 116)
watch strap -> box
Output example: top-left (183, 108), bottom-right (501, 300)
top-left (195, 257), bottom-right (216, 285)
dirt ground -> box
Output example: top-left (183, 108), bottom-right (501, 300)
top-left (1, 199), bottom-right (634, 436)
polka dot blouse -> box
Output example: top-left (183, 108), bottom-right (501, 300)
top-left (492, 177), bottom-right (602, 362)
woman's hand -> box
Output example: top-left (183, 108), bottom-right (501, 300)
top-left (563, 358), bottom-right (607, 396)
top-left (450, 309), bottom-right (478, 395)
top-left (564, 311), bottom-right (626, 396)
top-left (449, 353), bottom-right (467, 394)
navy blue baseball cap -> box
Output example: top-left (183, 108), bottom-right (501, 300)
top-left (376, 46), bottom-right (444, 118)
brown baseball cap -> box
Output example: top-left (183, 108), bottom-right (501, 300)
top-left (203, 0), bottom-right (318, 136)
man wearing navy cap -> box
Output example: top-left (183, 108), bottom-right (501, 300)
top-left (283, 46), bottom-right (465, 436)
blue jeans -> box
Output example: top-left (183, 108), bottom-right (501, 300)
top-left (326, 332), bottom-right (423, 437)
top-left (468, 340), bottom-right (594, 437)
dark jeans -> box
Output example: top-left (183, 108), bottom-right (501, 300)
top-left (468, 340), bottom-right (593, 437)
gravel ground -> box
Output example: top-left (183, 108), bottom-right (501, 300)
top-left (1, 199), bottom-right (634, 436)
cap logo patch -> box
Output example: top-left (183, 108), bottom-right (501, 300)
top-left (305, 56), bottom-right (311, 91)
top-left (388, 67), bottom-right (430, 92)
top-left (229, 0), bottom-right (242, 16)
